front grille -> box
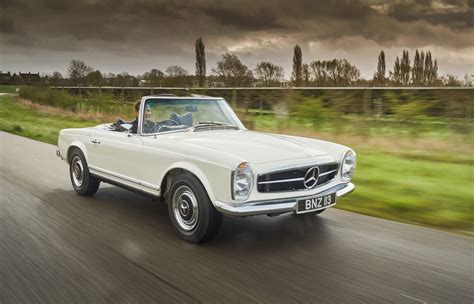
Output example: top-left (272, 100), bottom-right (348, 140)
top-left (257, 163), bottom-right (339, 192)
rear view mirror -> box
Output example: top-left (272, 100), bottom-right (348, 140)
top-left (185, 105), bottom-right (198, 112)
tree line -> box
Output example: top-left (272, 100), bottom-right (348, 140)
top-left (2, 37), bottom-right (472, 87)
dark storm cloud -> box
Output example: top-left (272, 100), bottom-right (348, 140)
top-left (2, 0), bottom-right (472, 52)
top-left (1, 0), bottom-right (472, 77)
top-left (386, 0), bottom-right (474, 30)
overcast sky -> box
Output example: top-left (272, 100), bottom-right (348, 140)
top-left (1, 0), bottom-right (473, 79)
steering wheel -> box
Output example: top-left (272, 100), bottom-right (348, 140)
top-left (160, 119), bottom-right (180, 126)
top-left (146, 119), bottom-right (180, 134)
top-left (142, 120), bottom-right (157, 133)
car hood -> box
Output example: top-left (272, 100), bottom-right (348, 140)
top-left (172, 130), bottom-right (330, 164)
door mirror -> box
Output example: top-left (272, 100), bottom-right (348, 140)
top-left (120, 123), bottom-right (133, 133)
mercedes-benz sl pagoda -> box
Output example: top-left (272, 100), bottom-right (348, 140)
top-left (57, 95), bottom-right (356, 243)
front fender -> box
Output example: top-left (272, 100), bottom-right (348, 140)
top-left (161, 161), bottom-right (217, 203)
top-left (66, 141), bottom-right (89, 163)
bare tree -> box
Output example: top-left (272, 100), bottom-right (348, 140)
top-left (292, 45), bottom-right (302, 86)
top-left (165, 65), bottom-right (188, 77)
top-left (50, 71), bottom-right (63, 86)
top-left (86, 70), bottom-right (104, 86)
top-left (442, 74), bottom-right (461, 86)
top-left (195, 37), bottom-right (206, 87)
top-left (254, 61), bottom-right (284, 86)
top-left (400, 50), bottom-right (410, 86)
top-left (109, 72), bottom-right (138, 87)
top-left (142, 69), bottom-right (165, 86)
top-left (392, 56), bottom-right (401, 85)
top-left (420, 51), bottom-right (425, 85)
top-left (165, 65), bottom-right (189, 87)
top-left (212, 53), bottom-right (253, 87)
top-left (412, 49), bottom-right (427, 86)
top-left (374, 50), bottom-right (386, 86)
top-left (423, 51), bottom-right (439, 86)
top-left (433, 59), bottom-right (438, 84)
top-left (68, 59), bottom-right (93, 83)
top-left (309, 61), bottom-right (328, 86)
top-left (310, 59), bottom-right (360, 86)
top-left (302, 64), bottom-right (310, 86)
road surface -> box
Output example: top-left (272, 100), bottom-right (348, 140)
top-left (0, 132), bottom-right (472, 303)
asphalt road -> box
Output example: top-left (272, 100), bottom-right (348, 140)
top-left (0, 131), bottom-right (472, 303)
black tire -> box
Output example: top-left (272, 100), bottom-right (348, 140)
top-left (167, 173), bottom-right (222, 243)
top-left (69, 148), bottom-right (100, 196)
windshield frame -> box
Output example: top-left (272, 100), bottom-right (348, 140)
top-left (137, 96), bottom-right (246, 136)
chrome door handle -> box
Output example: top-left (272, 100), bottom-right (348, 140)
top-left (91, 139), bottom-right (101, 144)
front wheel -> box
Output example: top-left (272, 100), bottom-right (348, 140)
top-left (167, 173), bottom-right (222, 243)
top-left (69, 148), bottom-right (100, 196)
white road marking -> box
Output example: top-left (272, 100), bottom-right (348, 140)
top-left (400, 293), bottom-right (428, 304)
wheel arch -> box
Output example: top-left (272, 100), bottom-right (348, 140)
top-left (66, 141), bottom-right (88, 164)
top-left (160, 162), bottom-right (216, 204)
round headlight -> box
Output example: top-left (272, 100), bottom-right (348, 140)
top-left (341, 150), bottom-right (356, 181)
top-left (232, 162), bottom-right (253, 201)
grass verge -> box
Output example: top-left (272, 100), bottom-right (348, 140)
top-left (0, 94), bottom-right (105, 144)
top-left (1, 94), bottom-right (472, 234)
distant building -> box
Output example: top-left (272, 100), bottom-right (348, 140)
top-left (0, 71), bottom-right (13, 84)
top-left (280, 80), bottom-right (290, 87)
top-left (19, 72), bottom-right (41, 84)
top-left (0, 71), bottom-right (41, 84)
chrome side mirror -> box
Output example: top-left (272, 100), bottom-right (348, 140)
top-left (120, 123), bottom-right (133, 136)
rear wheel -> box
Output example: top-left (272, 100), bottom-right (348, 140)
top-left (69, 148), bottom-right (100, 196)
top-left (167, 173), bottom-right (222, 243)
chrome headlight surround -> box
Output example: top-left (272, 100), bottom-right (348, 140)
top-left (340, 150), bottom-right (356, 181)
top-left (231, 162), bottom-right (254, 202)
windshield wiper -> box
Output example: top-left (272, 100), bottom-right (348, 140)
top-left (196, 121), bottom-right (226, 125)
top-left (191, 121), bottom-right (239, 131)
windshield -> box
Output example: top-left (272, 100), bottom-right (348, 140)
top-left (140, 98), bottom-right (243, 134)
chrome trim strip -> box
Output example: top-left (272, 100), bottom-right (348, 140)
top-left (257, 177), bottom-right (304, 185)
top-left (215, 182), bottom-right (354, 217)
top-left (89, 165), bottom-right (160, 192)
top-left (257, 161), bottom-right (338, 177)
top-left (319, 169), bottom-right (338, 177)
top-left (256, 163), bottom-right (339, 192)
top-left (91, 171), bottom-right (158, 196)
top-left (142, 181), bottom-right (160, 191)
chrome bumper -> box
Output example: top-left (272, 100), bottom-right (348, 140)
top-left (56, 149), bottom-right (63, 159)
top-left (214, 182), bottom-right (355, 217)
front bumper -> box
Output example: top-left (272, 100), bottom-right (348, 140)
top-left (214, 182), bottom-right (354, 217)
top-left (56, 148), bottom-right (64, 160)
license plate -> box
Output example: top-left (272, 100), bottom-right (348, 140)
top-left (296, 193), bottom-right (336, 214)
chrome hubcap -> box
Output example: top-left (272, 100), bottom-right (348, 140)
top-left (172, 185), bottom-right (199, 231)
top-left (71, 156), bottom-right (84, 187)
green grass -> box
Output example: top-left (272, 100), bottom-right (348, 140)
top-left (0, 85), bottom-right (21, 94)
top-left (341, 152), bottom-right (473, 232)
top-left (1, 94), bottom-right (472, 234)
top-left (252, 112), bottom-right (473, 141)
top-left (0, 94), bottom-right (101, 144)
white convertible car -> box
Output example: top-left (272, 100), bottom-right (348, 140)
top-left (57, 95), bottom-right (356, 243)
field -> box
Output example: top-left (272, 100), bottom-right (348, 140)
top-left (0, 86), bottom-right (472, 235)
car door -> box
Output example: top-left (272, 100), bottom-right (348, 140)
top-left (92, 130), bottom-right (144, 189)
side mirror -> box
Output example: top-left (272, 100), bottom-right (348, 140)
top-left (120, 123), bottom-right (133, 134)
top-left (185, 105), bottom-right (198, 112)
